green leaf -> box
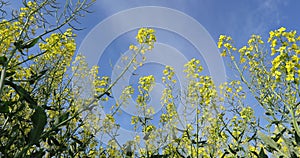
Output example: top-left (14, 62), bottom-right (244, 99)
top-left (295, 131), bottom-right (300, 145)
top-left (0, 101), bottom-right (9, 113)
top-left (71, 136), bottom-right (83, 145)
top-left (291, 151), bottom-right (298, 158)
top-left (29, 150), bottom-right (45, 158)
top-left (4, 80), bottom-right (37, 108)
top-left (227, 145), bottom-right (237, 155)
top-left (29, 106), bottom-right (47, 145)
top-left (5, 71), bottom-right (15, 78)
top-left (55, 112), bottom-right (69, 126)
top-left (49, 136), bottom-right (60, 146)
top-left (258, 131), bottom-right (279, 151)
top-left (272, 127), bottom-right (286, 142)
top-left (13, 40), bottom-right (23, 49)
top-left (250, 151), bottom-right (259, 157)
top-left (0, 100), bottom-right (17, 113)
top-left (0, 56), bottom-right (7, 65)
top-left (259, 148), bottom-right (268, 158)
top-left (28, 69), bottom-right (48, 85)
top-left (23, 37), bottom-right (39, 49)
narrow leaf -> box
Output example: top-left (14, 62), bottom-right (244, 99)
top-left (49, 136), bottom-right (60, 146)
top-left (0, 101), bottom-right (9, 113)
top-left (258, 131), bottom-right (279, 151)
top-left (272, 127), bottom-right (286, 142)
top-left (71, 136), bottom-right (83, 145)
top-left (258, 148), bottom-right (268, 158)
top-left (29, 106), bottom-right (47, 145)
top-left (295, 131), bottom-right (300, 145)
top-left (55, 112), bottom-right (69, 126)
top-left (5, 80), bottom-right (37, 108)
top-left (0, 56), bottom-right (7, 65)
top-left (5, 71), bottom-right (15, 78)
top-left (23, 37), bottom-right (39, 49)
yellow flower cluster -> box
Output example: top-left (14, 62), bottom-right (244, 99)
top-left (183, 58), bottom-right (203, 78)
top-left (136, 28), bottom-right (156, 46)
top-left (218, 35), bottom-right (236, 57)
top-left (138, 75), bottom-right (155, 92)
top-left (268, 27), bottom-right (300, 82)
top-left (240, 106), bottom-right (255, 121)
top-left (129, 28), bottom-right (156, 54)
top-left (19, 1), bottom-right (38, 24)
top-left (220, 80), bottom-right (245, 101)
top-left (218, 27), bottom-right (299, 90)
top-left (160, 65), bottom-right (178, 125)
top-left (0, 20), bottom-right (21, 54)
top-left (133, 75), bottom-right (155, 132)
top-left (143, 124), bottom-right (156, 133)
top-left (136, 75), bottom-right (155, 107)
top-left (39, 28), bottom-right (76, 62)
top-left (162, 65), bottom-right (176, 83)
top-left (107, 139), bottom-right (122, 157)
top-left (128, 28), bottom-right (157, 70)
top-left (36, 29), bottom-right (76, 90)
top-left (119, 85), bottom-right (134, 103)
top-left (102, 114), bottom-right (116, 133)
top-left (183, 58), bottom-right (217, 106)
top-left (131, 116), bottom-right (138, 125)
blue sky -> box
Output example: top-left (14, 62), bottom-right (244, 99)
top-left (77, 0), bottom-right (300, 46)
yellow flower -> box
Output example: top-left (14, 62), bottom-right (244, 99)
top-left (271, 39), bottom-right (277, 47)
top-left (271, 47), bottom-right (276, 55)
top-left (238, 46), bottom-right (247, 54)
top-left (224, 43), bottom-right (232, 49)
top-left (131, 116), bottom-right (138, 124)
top-left (273, 71), bottom-right (282, 79)
top-left (278, 27), bottom-right (286, 32)
top-left (230, 56), bottom-right (235, 60)
top-left (227, 87), bottom-right (232, 93)
top-left (129, 44), bottom-right (134, 50)
top-left (291, 43), bottom-right (298, 50)
top-left (286, 73), bottom-right (294, 81)
top-left (240, 58), bottom-right (246, 64)
top-left (285, 61), bottom-right (293, 72)
top-left (218, 35), bottom-right (226, 48)
top-left (220, 50), bottom-right (227, 57)
top-left (249, 145), bottom-right (256, 152)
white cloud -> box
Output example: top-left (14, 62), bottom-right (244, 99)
top-left (249, 0), bottom-right (288, 31)
top-left (230, 0), bottom-right (290, 44)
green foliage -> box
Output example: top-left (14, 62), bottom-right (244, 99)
top-left (28, 106), bottom-right (47, 145)
top-left (0, 0), bottom-right (98, 157)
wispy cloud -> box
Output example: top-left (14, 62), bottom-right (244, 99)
top-left (225, 0), bottom-right (290, 44)
top-left (245, 0), bottom-right (288, 34)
